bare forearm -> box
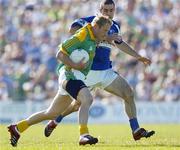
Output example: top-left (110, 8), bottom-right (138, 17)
top-left (116, 41), bottom-right (140, 59)
top-left (56, 51), bottom-right (75, 68)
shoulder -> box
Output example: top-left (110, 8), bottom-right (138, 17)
top-left (112, 20), bottom-right (121, 33)
top-left (81, 16), bottom-right (95, 22)
top-left (74, 26), bottom-right (88, 42)
top-left (71, 16), bottom-right (95, 27)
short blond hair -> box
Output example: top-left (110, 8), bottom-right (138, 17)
top-left (92, 15), bottom-right (112, 28)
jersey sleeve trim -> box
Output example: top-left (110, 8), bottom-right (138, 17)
top-left (114, 24), bottom-right (120, 33)
top-left (59, 45), bottom-right (69, 56)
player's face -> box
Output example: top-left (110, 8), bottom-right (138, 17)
top-left (97, 23), bottom-right (111, 41)
top-left (100, 4), bottom-right (115, 19)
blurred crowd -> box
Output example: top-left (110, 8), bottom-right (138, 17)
top-left (0, 0), bottom-right (179, 102)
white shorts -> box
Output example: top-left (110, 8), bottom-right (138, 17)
top-left (57, 66), bottom-right (86, 95)
top-left (84, 68), bottom-right (118, 90)
top-left (58, 67), bottom-right (118, 95)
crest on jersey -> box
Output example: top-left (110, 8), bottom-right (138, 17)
top-left (89, 46), bottom-right (94, 51)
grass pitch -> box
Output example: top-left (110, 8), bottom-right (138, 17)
top-left (0, 124), bottom-right (180, 150)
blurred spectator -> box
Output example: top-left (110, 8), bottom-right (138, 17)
top-left (0, 0), bottom-right (179, 102)
top-left (0, 66), bottom-right (13, 100)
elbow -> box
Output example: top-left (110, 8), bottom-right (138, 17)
top-left (69, 28), bottom-right (75, 35)
top-left (69, 26), bottom-right (81, 35)
top-left (114, 39), bottom-right (124, 45)
top-left (56, 51), bottom-right (63, 61)
top-left (69, 28), bottom-right (73, 34)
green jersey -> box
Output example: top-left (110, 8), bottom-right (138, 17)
top-left (57, 23), bottom-right (96, 80)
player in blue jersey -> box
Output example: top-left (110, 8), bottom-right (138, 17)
top-left (44, 0), bottom-right (155, 145)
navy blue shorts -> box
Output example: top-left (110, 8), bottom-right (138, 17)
top-left (65, 79), bottom-right (87, 99)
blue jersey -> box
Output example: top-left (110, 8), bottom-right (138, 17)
top-left (71, 16), bottom-right (121, 70)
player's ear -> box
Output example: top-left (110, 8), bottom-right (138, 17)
top-left (99, 2), bottom-right (103, 13)
top-left (95, 23), bottom-right (101, 30)
top-left (99, 7), bottom-right (103, 13)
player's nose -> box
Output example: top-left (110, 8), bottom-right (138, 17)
top-left (106, 11), bottom-right (111, 17)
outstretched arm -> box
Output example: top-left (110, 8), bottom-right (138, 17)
top-left (115, 41), bottom-right (151, 66)
top-left (106, 33), bottom-right (151, 66)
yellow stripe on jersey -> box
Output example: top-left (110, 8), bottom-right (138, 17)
top-left (60, 46), bottom-right (69, 55)
top-left (64, 37), bottom-right (79, 49)
top-left (74, 27), bottom-right (87, 42)
top-left (86, 24), bottom-right (95, 40)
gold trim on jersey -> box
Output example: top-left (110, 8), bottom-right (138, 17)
top-left (64, 37), bottom-right (79, 49)
top-left (60, 46), bottom-right (69, 56)
top-left (74, 28), bottom-right (87, 42)
top-left (86, 24), bottom-right (95, 40)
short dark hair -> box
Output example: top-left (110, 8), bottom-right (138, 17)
top-left (100, 0), bottom-right (115, 6)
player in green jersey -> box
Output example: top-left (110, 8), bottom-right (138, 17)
top-left (7, 15), bottom-right (112, 147)
top-left (45, 0), bottom-right (154, 145)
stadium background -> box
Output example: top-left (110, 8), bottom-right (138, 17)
top-left (0, 0), bottom-right (180, 149)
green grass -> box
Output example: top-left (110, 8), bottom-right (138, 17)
top-left (1, 124), bottom-right (180, 150)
